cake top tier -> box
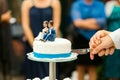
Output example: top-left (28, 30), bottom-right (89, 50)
top-left (35, 20), bottom-right (56, 42)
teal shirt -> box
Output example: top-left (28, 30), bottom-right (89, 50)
top-left (105, 5), bottom-right (120, 78)
top-left (107, 6), bottom-right (120, 31)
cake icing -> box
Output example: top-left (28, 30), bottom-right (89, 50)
top-left (33, 38), bottom-right (71, 58)
top-left (32, 77), bottom-right (71, 80)
top-left (32, 20), bottom-right (72, 58)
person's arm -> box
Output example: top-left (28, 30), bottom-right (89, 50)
top-left (21, 0), bottom-right (34, 47)
top-left (71, 2), bottom-right (95, 29)
top-left (73, 19), bottom-right (100, 30)
top-left (52, 0), bottom-right (61, 37)
top-left (1, 0), bottom-right (11, 22)
top-left (1, 10), bottom-right (11, 22)
top-left (109, 29), bottom-right (120, 49)
top-left (71, 2), bottom-right (99, 30)
top-left (71, 2), bottom-right (106, 30)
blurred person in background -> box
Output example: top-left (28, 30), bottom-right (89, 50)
top-left (21, 0), bottom-right (61, 79)
top-left (71, 0), bottom-right (106, 80)
top-left (104, 0), bottom-right (120, 80)
top-left (0, 0), bottom-right (12, 79)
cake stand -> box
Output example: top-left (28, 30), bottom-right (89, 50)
top-left (27, 52), bottom-right (78, 80)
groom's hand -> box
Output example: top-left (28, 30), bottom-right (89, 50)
top-left (89, 30), bottom-right (113, 60)
top-left (90, 35), bottom-right (115, 60)
top-left (91, 35), bottom-right (115, 54)
top-left (89, 30), bottom-right (110, 49)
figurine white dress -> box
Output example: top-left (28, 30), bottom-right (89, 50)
top-left (35, 21), bottom-right (48, 40)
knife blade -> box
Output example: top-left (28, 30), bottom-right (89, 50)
top-left (72, 48), bottom-right (90, 55)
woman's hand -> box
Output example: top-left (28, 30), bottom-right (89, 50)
top-left (1, 10), bottom-right (11, 22)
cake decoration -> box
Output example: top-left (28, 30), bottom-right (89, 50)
top-left (33, 20), bottom-right (72, 59)
top-left (35, 20), bottom-right (56, 42)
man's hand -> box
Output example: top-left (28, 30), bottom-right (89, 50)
top-left (89, 30), bottom-right (115, 60)
top-left (89, 30), bottom-right (110, 49)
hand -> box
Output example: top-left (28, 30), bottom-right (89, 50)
top-left (90, 47), bottom-right (115, 60)
top-left (89, 30), bottom-right (115, 60)
top-left (1, 10), bottom-right (11, 22)
top-left (89, 30), bottom-right (110, 49)
top-left (90, 35), bottom-right (115, 60)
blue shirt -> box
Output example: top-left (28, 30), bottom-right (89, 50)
top-left (71, 0), bottom-right (106, 40)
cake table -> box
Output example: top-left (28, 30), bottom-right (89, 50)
top-left (27, 52), bottom-right (78, 80)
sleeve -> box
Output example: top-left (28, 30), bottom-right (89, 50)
top-left (109, 28), bottom-right (120, 49)
top-left (95, 3), bottom-right (106, 28)
top-left (49, 28), bottom-right (52, 34)
top-left (71, 2), bottom-right (82, 21)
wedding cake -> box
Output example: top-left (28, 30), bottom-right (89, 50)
top-left (32, 20), bottom-right (72, 59)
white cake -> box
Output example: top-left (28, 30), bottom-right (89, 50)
top-left (33, 38), bottom-right (72, 58)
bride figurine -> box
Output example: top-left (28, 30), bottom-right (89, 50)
top-left (35, 21), bottom-right (48, 41)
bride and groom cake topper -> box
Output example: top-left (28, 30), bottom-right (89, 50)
top-left (35, 20), bottom-right (56, 42)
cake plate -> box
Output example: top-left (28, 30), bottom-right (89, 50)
top-left (27, 52), bottom-right (78, 80)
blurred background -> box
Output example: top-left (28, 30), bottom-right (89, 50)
top-left (0, 0), bottom-right (120, 80)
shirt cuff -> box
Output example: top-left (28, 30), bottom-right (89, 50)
top-left (109, 29), bottom-right (120, 49)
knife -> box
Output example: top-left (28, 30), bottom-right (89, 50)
top-left (72, 48), bottom-right (90, 55)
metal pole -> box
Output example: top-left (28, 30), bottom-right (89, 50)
top-left (53, 62), bottom-right (56, 79)
top-left (49, 62), bottom-right (56, 80)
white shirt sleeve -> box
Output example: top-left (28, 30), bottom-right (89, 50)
top-left (109, 29), bottom-right (120, 49)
